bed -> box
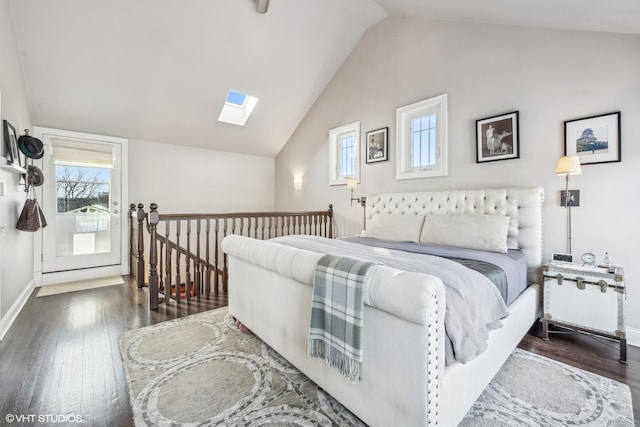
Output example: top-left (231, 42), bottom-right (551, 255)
top-left (221, 187), bottom-right (544, 426)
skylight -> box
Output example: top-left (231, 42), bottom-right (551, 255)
top-left (226, 90), bottom-right (247, 107)
top-left (218, 89), bottom-right (258, 126)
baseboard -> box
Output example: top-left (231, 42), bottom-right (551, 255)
top-left (0, 279), bottom-right (35, 341)
top-left (626, 327), bottom-right (640, 348)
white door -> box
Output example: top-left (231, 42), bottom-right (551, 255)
top-left (38, 128), bottom-right (127, 277)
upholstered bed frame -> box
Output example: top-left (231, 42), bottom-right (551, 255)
top-left (222, 187), bottom-right (544, 426)
top-left (366, 187), bottom-right (544, 283)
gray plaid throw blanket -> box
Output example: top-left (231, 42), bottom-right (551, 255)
top-left (308, 254), bottom-right (377, 382)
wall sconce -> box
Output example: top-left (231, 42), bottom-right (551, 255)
top-left (556, 155), bottom-right (582, 253)
top-left (293, 175), bottom-right (303, 191)
top-left (347, 178), bottom-right (366, 207)
top-left (347, 178), bottom-right (367, 230)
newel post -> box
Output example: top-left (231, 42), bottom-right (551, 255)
top-left (328, 204), bottom-right (334, 239)
top-left (148, 203), bottom-right (160, 310)
top-left (129, 204), bottom-right (136, 276)
top-left (136, 203), bottom-right (146, 288)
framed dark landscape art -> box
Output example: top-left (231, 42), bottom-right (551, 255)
top-left (476, 111), bottom-right (519, 163)
top-left (564, 112), bottom-right (621, 165)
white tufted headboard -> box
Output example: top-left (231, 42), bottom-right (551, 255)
top-left (366, 187), bottom-right (545, 283)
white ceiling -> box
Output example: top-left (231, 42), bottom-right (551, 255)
top-left (10, 0), bottom-right (386, 157)
top-left (9, 0), bottom-right (640, 157)
top-left (374, 0), bottom-right (640, 35)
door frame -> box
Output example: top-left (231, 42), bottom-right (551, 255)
top-left (33, 127), bottom-right (129, 286)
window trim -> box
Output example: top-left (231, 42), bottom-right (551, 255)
top-left (328, 121), bottom-right (360, 186)
top-left (396, 94), bottom-right (448, 180)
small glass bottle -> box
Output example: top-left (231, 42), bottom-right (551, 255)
top-left (602, 252), bottom-right (611, 267)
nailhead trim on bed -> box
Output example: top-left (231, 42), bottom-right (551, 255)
top-left (426, 291), bottom-right (440, 425)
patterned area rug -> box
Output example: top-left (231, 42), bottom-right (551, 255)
top-left (119, 307), bottom-right (634, 426)
top-left (459, 349), bottom-right (634, 426)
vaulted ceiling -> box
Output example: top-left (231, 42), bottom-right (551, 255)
top-left (9, 0), bottom-right (640, 157)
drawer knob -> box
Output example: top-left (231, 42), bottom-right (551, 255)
top-left (556, 273), bottom-right (564, 285)
top-left (576, 277), bottom-right (585, 290)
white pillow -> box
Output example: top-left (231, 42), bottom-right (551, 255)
top-left (419, 214), bottom-right (510, 253)
top-left (361, 214), bottom-right (426, 243)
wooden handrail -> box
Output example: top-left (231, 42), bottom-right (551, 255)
top-left (158, 209), bottom-right (334, 221)
top-left (156, 234), bottom-right (217, 271)
top-left (131, 203), bottom-right (333, 310)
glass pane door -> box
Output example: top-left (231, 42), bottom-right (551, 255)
top-left (55, 165), bottom-right (112, 256)
top-left (41, 134), bottom-right (122, 273)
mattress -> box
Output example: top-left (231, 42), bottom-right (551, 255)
top-left (272, 235), bottom-right (512, 364)
top-left (342, 237), bottom-right (529, 305)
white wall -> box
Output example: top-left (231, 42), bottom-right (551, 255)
top-left (275, 19), bottom-right (640, 338)
top-left (0, 0), bottom-right (35, 336)
top-left (129, 139), bottom-right (275, 214)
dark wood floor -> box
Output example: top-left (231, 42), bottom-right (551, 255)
top-left (0, 278), bottom-right (637, 426)
top-left (0, 276), bottom-right (228, 427)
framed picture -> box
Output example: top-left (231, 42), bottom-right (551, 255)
top-left (476, 111), bottom-right (519, 163)
top-left (564, 112), bottom-right (620, 165)
top-left (3, 120), bottom-right (21, 167)
top-left (551, 252), bottom-right (574, 264)
top-left (365, 127), bottom-right (388, 163)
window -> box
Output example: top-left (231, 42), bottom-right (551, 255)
top-left (56, 165), bottom-right (111, 215)
top-left (396, 94), bottom-right (448, 180)
top-left (225, 90), bottom-right (247, 106)
top-left (218, 89), bottom-right (258, 126)
top-left (329, 121), bottom-right (360, 186)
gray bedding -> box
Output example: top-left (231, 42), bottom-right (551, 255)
top-left (342, 237), bottom-right (528, 305)
top-left (273, 235), bottom-right (510, 365)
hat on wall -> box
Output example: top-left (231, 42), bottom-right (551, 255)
top-left (18, 129), bottom-right (44, 159)
top-left (27, 165), bottom-right (44, 186)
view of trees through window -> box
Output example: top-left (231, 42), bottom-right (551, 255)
top-left (56, 165), bottom-right (111, 214)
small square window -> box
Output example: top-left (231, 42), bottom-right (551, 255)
top-left (329, 121), bottom-right (360, 186)
top-left (396, 94), bottom-right (448, 180)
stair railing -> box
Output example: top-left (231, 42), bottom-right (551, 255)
top-left (131, 203), bottom-right (334, 309)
